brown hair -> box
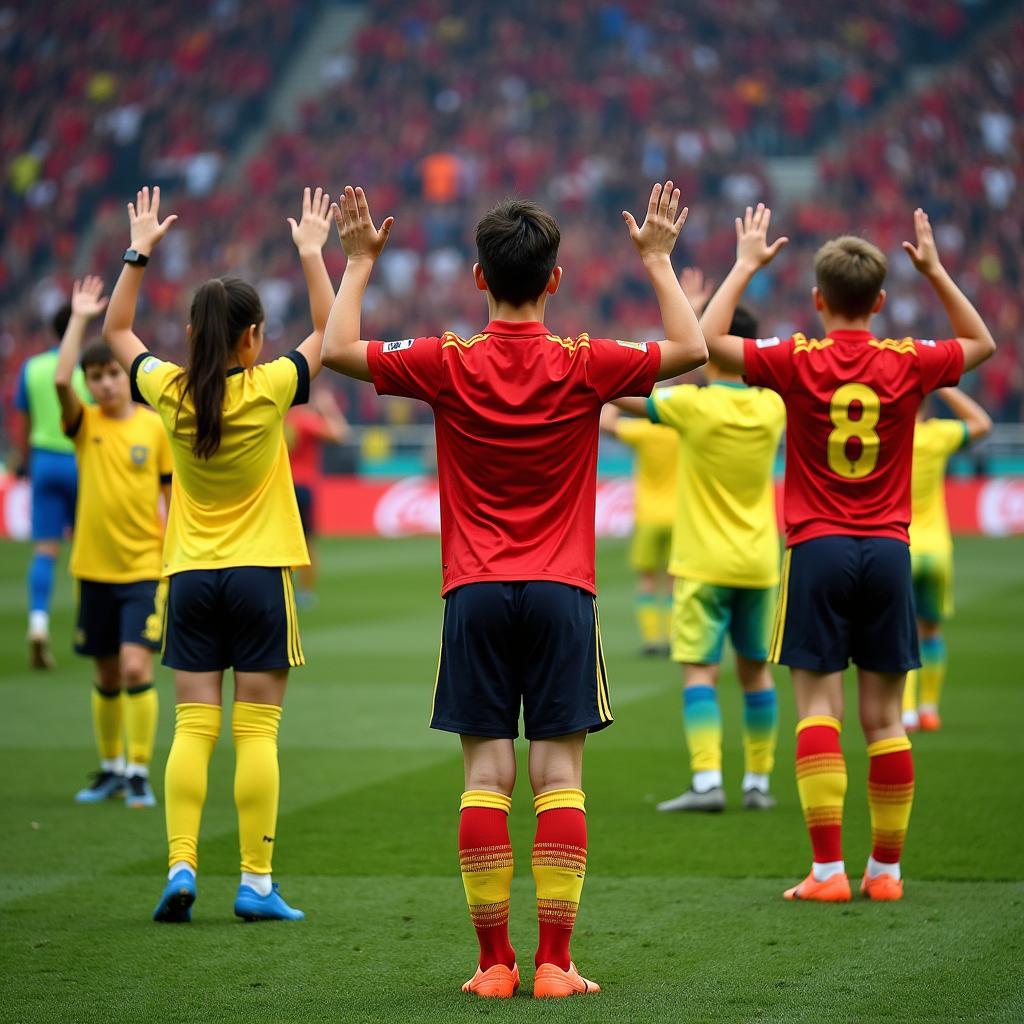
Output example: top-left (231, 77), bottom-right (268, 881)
top-left (475, 198), bottom-right (560, 307)
top-left (814, 236), bottom-right (887, 319)
top-left (80, 342), bottom-right (117, 372)
top-left (175, 277), bottom-right (264, 460)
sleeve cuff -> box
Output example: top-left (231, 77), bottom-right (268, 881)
top-left (159, 473), bottom-right (173, 485)
top-left (285, 350), bottom-right (310, 407)
top-left (646, 395), bottom-right (660, 423)
top-left (959, 420), bottom-right (971, 450)
top-left (64, 409), bottom-right (84, 439)
top-left (130, 352), bottom-right (149, 406)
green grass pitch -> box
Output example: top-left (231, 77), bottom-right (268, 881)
top-left (1, 535), bottom-right (1022, 1023)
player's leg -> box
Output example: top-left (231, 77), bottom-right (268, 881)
top-left (631, 526), bottom-right (664, 655)
top-left (731, 586), bottom-right (779, 808)
top-left (903, 554), bottom-right (927, 730)
top-left (656, 528), bottom-right (674, 649)
top-left (459, 736), bottom-right (518, 996)
top-left (432, 583), bottom-right (521, 996)
top-left (658, 578), bottom-right (727, 811)
top-left (852, 538), bottom-right (919, 900)
top-left (227, 567), bottom-right (305, 922)
top-left (120, 580), bottom-right (165, 808)
top-left (154, 571), bottom-right (225, 922)
top-left (914, 553), bottom-right (951, 730)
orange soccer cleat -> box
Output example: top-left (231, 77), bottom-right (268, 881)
top-left (533, 961), bottom-right (601, 998)
top-left (918, 709), bottom-right (942, 732)
top-left (783, 871), bottom-right (852, 902)
top-left (461, 962), bottom-right (520, 998)
top-left (861, 871), bottom-right (904, 901)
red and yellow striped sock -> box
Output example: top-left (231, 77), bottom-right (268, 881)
top-left (795, 716), bottom-right (847, 865)
top-left (867, 737), bottom-right (914, 868)
top-left (532, 788), bottom-right (587, 971)
top-left (459, 791), bottom-right (515, 971)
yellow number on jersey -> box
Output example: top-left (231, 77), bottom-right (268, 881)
top-left (827, 382), bottom-right (880, 479)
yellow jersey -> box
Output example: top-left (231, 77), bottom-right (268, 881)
top-left (131, 351), bottom-right (310, 575)
top-left (649, 381), bottom-right (785, 588)
top-left (615, 418), bottom-right (677, 528)
top-left (66, 404), bottom-right (171, 582)
top-left (909, 418), bottom-right (968, 555)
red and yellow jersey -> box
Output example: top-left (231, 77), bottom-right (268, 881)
top-left (910, 418), bottom-right (968, 555)
top-left (368, 319), bottom-right (661, 596)
top-left (744, 330), bottom-right (963, 547)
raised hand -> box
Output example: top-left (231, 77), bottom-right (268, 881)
top-left (679, 266), bottom-right (714, 311)
top-left (622, 180), bottom-right (688, 262)
top-left (902, 208), bottom-right (942, 276)
top-left (334, 186), bottom-right (394, 262)
top-left (127, 186), bottom-right (177, 256)
top-left (735, 203), bottom-right (788, 270)
top-left (288, 186), bottom-right (333, 256)
top-left (70, 276), bottom-right (108, 320)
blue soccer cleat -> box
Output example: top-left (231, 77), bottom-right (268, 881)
top-left (74, 770), bottom-right (125, 803)
top-left (153, 869), bottom-right (196, 923)
top-left (234, 883), bottom-right (304, 922)
top-left (125, 774), bottom-right (157, 809)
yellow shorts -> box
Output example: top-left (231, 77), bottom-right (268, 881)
top-left (671, 577), bottom-right (775, 664)
top-left (911, 550), bottom-right (953, 623)
top-left (630, 523), bottom-right (672, 573)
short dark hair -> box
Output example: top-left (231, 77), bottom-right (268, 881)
top-left (80, 341), bottom-right (117, 372)
top-left (475, 198), bottom-right (560, 307)
top-left (52, 303), bottom-right (72, 340)
top-left (729, 305), bottom-right (759, 340)
top-left (814, 235), bottom-right (887, 319)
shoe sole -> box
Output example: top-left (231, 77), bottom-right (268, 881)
top-left (234, 908), bottom-right (303, 922)
top-left (154, 888), bottom-right (194, 923)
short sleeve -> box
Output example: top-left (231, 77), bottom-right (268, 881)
top-left (14, 363), bottom-right (28, 412)
top-left (258, 352), bottom-right (309, 414)
top-left (367, 337), bottom-right (444, 403)
top-left (743, 336), bottom-right (795, 394)
top-left (586, 338), bottom-right (661, 403)
top-left (647, 385), bottom-right (697, 432)
top-left (64, 402), bottom-right (92, 443)
top-left (131, 353), bottom-right (180, 408)
top-left (915, 339), bottom-right (963, 394)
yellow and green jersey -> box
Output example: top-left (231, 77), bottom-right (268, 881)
top-left (614, 417), bottom-right (677, 528)
top-left (131, 351), bottom-right (310, 575)
top-left (909, 418), bottom-right (968, 556)
top-left (16, 349), bottom-right (89, 453)
top-left (648, 381), bottom-right (785, 588)
top-left (66, 404), bottom-right (172, 582)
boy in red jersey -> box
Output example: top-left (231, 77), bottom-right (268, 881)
top-left (321, 182), bottom-right (707, 997)
top-left (701, 205), bottom-right (995, 904)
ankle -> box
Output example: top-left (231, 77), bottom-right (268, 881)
top-left (241, 871), bottom-right (272, 896)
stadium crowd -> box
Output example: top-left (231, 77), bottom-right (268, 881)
top-left (3, 0), bottom-right (1022, 433)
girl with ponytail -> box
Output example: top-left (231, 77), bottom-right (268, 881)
top-left (104, 185), bottom-right (336, 924)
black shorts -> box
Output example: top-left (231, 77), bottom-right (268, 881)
top-left (431, 581), bottom-right (614, 741)
top-left (75, 579), bottom-right (165, 658)
top-left (163, 567), bottom-right (304, 673)
top-left (770, 536), bottom-right (920, 674)
top-left (294, 484), bottom-right (314, 537)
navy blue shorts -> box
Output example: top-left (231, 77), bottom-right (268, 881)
top-left (163, 567), bottom-right (304, 673)
top-left (431, 581), bottom-right (613, 741)
top-left (75, 579), bottom-right (165, 658)
top-left (30, 449), bottom-right (77, 542)
top-left (769, 536), bottom-right (920, 674)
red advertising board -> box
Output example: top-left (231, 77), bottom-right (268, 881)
top-left (2, 474), bottom-right (1023, 540)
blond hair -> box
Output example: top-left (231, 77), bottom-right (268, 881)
top-left (814, 236), bottom-right (887, 319)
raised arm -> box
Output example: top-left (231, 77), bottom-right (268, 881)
top-left (288, 186), bottom-right (336, 381)
top-left (55, 276), bottom-right (108, 426)
top-left (321, 186), bottom-right (394, 383)
top-left (599, 404), bottom-right (620, 436)
top-left (310, 387), bottom-right (351, 443)
top-left (934, 386), bottom-right (993, 442)
top-left (902, 209), bottom-right (996, 373)
top-left (611, 397), bottom-right (650, 418)
top-left (622, 181), bottom-right (707, 380)
top-left (103, 186), bottom-right (178, 370)
top-left (700, 204), bottom-right (788, 374)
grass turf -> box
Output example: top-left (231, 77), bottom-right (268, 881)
top-left (1, 535), bottom-right (1022, 1023)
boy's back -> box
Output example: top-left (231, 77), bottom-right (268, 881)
top-left (368, 319), bottom-right (659, 594)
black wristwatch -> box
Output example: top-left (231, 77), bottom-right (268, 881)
top-left (122, 248), bottom-right (149, 267)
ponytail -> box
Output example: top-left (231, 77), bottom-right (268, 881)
top-left (176, 277), bottom-right (264, 459)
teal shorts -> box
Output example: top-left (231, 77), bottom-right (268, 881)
top-left (671, 578), bottom-right (775, 664)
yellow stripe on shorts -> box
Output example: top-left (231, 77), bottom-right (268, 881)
top-left (593, 602), bottom-right (613, 723)
top-left (769, 548), bottom-right (792, 663)
top-left (281, 569), bottom-right (304, 667)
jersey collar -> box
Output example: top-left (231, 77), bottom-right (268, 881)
top-left (826, 329), bottom-right (874, 341)
top-left (482, 319), bottom-right (547, 336)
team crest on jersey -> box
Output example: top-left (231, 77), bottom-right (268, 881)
top-left (142, 357), bottom-right (161, 373)
top-left (755, 336), bottom-right (781, 349)
top-left (615, 340), bottom-right (648, 352)
top-left (130, 445), bottom-right (149, 466)
top-left (383, 339), bottom-right (415, 353)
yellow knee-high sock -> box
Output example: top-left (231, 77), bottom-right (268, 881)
top-left (91, 686), bottom-right (124, 764)
top-left (918, 637), bottom-right (946, 711)
top-left (902, 670), bottom-right (918, 714)
top-left (124, 683), bottom-right (159, 769)
top-left (636, 593), bottom-right (661, 646)
top-left (233, 702), bottom-right (281, 875)
top-left (164, 703), bottom-right (221, 871)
